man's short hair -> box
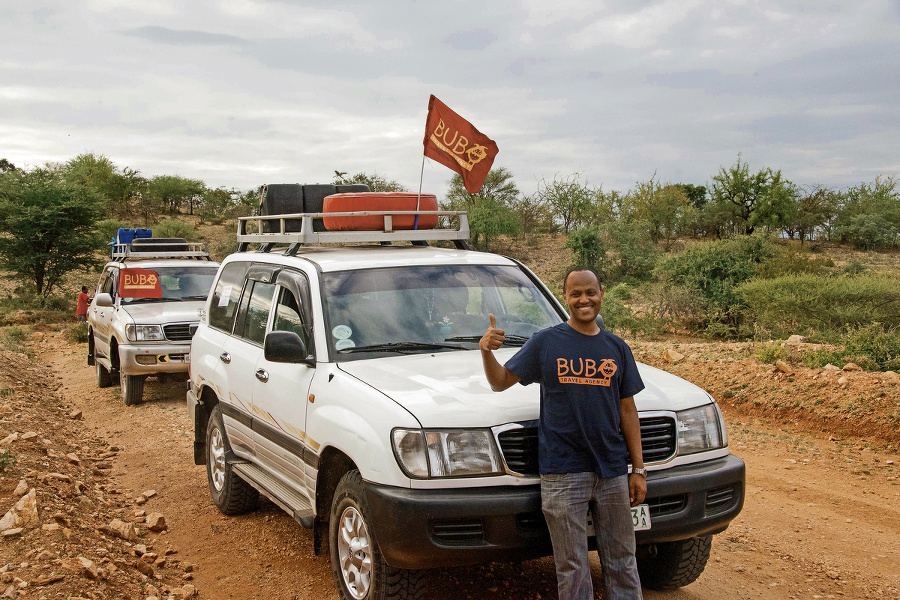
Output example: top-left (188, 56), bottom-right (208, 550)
top-left (563, 267), bottom-right (602, 292)
top-left (81, 286), bottom-right (88, 292)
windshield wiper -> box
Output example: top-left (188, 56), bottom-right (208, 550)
top-left (444, 334), bottom-right (530, 347)
top-left (338, 341), bottom-right (466, 354)
top-left (124, 297), bottom-right (181, 304)
top-left (179, 295), bottom-right (210, 300)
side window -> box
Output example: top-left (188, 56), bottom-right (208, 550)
top-left (237, 281), bottom-right (276, 345)
top-left (272, 287), bottom-right (308, 347)
top-left (100, 269), bottom-right (117, 297)
top-left (209, 262), bottom-right (250, 332)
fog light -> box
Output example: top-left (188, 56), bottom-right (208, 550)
top-left (136, 355), bottom-right (157, 365)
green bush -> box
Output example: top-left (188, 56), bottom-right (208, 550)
top-left (601, 221), bottom-right (659, 283)
top-left (755, 343), bottom-right (786, 364)
top-left (739, 274), bottom-right (900, 339)
top-left (842, 323), bottom-right (900, 370)
top-left (154, 218), bottom-right (198, 240)
top-left (756, 244), bottom-right (831, 278)
top-left (0, 448), bottom-right (16, 472)
top-left (96, 219), bottom-right (131, 244)
top-left (1, 326), bottom-right (29, 353)
top-left (566, 226), bottom-right (604, 274)
top-left (802, 348), bottom-right (846, 369)
top-left (655, 236), bottom-right (775, 326)
top-left (45, 296), bottom-right (69, 312)
top-left (66, 323), bottom-right (89, 344)
top-left (838, 214), bottom-right (899, 250)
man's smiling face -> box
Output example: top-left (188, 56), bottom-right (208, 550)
top-left (564, 269), bottom-right (604, 326)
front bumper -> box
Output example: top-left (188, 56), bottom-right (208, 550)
top-left (364, 453), bottom-right (745, 570)
top-left (118, 342), bottom-right (192, 376)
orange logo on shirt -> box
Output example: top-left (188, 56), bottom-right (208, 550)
top-left (556, 358), bottom-right (617, 386)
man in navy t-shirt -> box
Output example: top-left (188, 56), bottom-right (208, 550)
top-left (480, 267), bottom-right (646, 600)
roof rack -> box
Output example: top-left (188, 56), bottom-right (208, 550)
top-left (236, 210), bottom-right (470, 249)
top-left (111, 239), bottom-right (211, 261)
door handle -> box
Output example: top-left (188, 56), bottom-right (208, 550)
top-left (219, 352), bottom-right (231, 364)
top-left (255, 369), bottom-right (269, 383)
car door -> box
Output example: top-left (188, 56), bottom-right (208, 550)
top-left (216, 266), bottom-right (279, 458)
top-left (90, 266), bottom-right (119, 359)
top-left (251, 269), bottom-right (317, 497)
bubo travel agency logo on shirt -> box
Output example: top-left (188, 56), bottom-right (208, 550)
top-left (557, 358), bottom-right (618, 387)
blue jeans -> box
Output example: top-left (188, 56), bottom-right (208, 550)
top-left (541, 473), bottom-right (643, 600)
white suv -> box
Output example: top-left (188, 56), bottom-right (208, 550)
top-left (88, 237), bottom-right (219, 405)
top-left (187, 207), bottom-right (744, 600)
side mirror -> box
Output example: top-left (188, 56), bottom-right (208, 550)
top-left (596, 314), bottom-right (605, 330)
top-left (264, 331), bottom-right (315, 367)
top-left (95, 293), bottom-right (114, 307)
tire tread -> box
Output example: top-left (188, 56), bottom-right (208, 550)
top-left (637, 535), bottom-right (712, 590)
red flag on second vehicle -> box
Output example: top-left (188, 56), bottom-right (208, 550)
top-left (423, 95), bottom-right (499, 193)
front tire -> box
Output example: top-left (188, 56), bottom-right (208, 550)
top-left (120, 370), bottom-right (145, 406)
top-left (637, 535), bottom-right (712, 590)
top-left (329, 470), bottom-right (424, 600)
top-left (206, 405), bottom-right (258, 515)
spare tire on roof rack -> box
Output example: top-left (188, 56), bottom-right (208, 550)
top-left (130, 237), bottom-right (190, 253)
top-left (322, 192), bottom-right (439, 231)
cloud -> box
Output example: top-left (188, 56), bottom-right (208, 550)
top-left (122, 25), bottom-right (249, 46)
top-left (443, 29), bottom-right (498, 51)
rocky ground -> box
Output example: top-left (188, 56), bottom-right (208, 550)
top-left (0, 330), bottom-right (897, 600)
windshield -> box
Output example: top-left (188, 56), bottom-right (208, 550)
top-left (121, 266), bottom-right (219, 304)
top-left (323, 264), bottom-right (563, 359)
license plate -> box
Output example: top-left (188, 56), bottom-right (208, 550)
top-left (585, 504), bottom-right (651, 534)
top-left (631, 504), bottom-right (651, 531)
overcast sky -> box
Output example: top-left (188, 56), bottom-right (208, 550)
top-left (2, 1), bottom-right (899, 199)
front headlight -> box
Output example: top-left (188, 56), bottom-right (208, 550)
top-left (676, 403), bottom-right (725, 455)
top-left (125, 324), bottom-right (164, 341)
top-left (392, 428), bottom-right (504, 478)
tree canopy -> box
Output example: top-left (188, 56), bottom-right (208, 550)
top-left (0, 167), bottom-right (104, 300)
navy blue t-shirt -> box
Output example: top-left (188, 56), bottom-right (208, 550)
top-left (505, 323), bottom-right (645, 477)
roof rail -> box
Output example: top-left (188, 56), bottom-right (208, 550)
top-left (236, 210), bottom-right (470, 247)
top-left (111, 239), bottom-right (211, 261)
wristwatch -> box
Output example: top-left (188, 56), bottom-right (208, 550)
top-left (631, 467), bottom-right (647, 476)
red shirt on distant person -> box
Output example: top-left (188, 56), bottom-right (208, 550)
top-left (76, 286), bottom-right (89, 322)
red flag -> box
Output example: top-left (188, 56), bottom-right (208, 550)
top-left (423, 95), bottom-right (499, 193)
top-left (118, 268), bottom-right (162, 299)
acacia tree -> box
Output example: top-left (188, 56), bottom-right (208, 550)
top-left (443, 167), bottom-right (521, 249)
top-left (333, 171), bottom-right (407, 192)
top-left (0, 167), bottom-right (104, 301)
top-left (149, 175), bottom-right (205, 215)
top-left (709, 156), bottom-right (795, 235)
top-left (630, 178), bottom-right (697, 250)
top-left (535, 173), bottom-right (594, 233)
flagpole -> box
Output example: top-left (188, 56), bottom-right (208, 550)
top-left (414, 154), bottom-right (425, 230)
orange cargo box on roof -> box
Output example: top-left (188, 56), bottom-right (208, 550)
top-left (322, 192), bottom-right (439, 231)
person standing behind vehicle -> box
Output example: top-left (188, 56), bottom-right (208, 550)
top-left (480, 266), bottom-right (647, 600)
top-left (76, 286), bottom-right (90, 323)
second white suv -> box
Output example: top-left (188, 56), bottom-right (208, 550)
top-left (88, 237), bottom-right (219, 405)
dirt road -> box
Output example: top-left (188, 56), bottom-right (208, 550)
top-left (39, 333), bottom-right (900, 599)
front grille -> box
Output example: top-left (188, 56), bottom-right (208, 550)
top-left (639, 416), bottom-right (677, 463)
top-left (497, 427), bottom-right (539, 475)
top-left (497, 415), bottom-right (678, 476)
top-left (705, 485), bottom-right (737, 515)
top-left (647, 494), bottom-right (687, 517)
top-left (163, 323), bottom-right (195, 341)
top-left (430, 519), bottom-right (484, 544)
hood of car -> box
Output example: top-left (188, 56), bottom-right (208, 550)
top-left (119, 301), bottom-right (206, 325)
top-left (337, 349), bottom-right (712, 428)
